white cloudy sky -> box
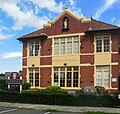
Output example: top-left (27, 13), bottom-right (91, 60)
top-left (0, 0), bottom-right (120, 73)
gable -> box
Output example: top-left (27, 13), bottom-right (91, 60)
top-left (18, 9), bottom-right (120, 41)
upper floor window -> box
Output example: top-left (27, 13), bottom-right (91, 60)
top-left (54, 36), bottom-right (79, 55)
top-left (95, 34), bottom-right (110, 53)
top-left (29, 40), bottom-right (40, 56)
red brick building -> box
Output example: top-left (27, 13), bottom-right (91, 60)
top-left (18, 9), bottom-right (120, 92)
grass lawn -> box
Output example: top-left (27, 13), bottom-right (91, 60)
top-left (84, 112), bottom-right (119, 114)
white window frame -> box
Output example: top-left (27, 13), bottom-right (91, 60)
top-left (95, 34), bottom-right (110, 53)
top-left (54, 36), bottom-right (79, 55)
top-left (29, 40), bottom-right (40, 56)
top-left (29, 68), bottom-right (40, 87)
top-left (96, 66), bottom-right (110, 88)
top-left (53, 67), bottom-right (79, 88)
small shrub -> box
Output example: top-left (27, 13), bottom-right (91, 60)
top-left (22, 83), bottom-right (31, 90)
top-left (43, 86), bottom-right (68, 94)
top-left (78, 86), bottom-right (108, 96)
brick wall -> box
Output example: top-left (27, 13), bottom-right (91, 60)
top-left (22, 58), bottom-right (27, 66)
top-left (40, 39), bottom-right (52, 56)
top-left (80, 55), bottom-right (94, 64)
top-left (80, 66), bottom-right (94, 88)
top-left (40, 67), bottom-right (52, 87)
top-left (80, 35), bottom-right (94, 53)
top-left (40, 57), bottom-right (52, 65)
top-left (22, 68), bottom-right (27, 81)
top-left (111, 65), bottom-right (118, 88)
top-left (23, 41), bottom-right (27, 57)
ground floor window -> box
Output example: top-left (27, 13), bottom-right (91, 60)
top-left (53, 66), bottom-right (79, 87)
top-left (29, 68), bottom-right (39, 87)
top-left (96, 66), bottom-right (110, 88)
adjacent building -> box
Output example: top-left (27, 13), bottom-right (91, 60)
top-left (18, 9), bottom-right (120, 92)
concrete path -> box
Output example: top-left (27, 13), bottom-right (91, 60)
top-left (0, 102), bottom-right (120, 113)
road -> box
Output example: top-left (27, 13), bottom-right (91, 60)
top-left (0, 107), bottom-right (82, 114)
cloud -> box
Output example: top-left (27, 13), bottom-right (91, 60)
top-left (2, 52), bottom-right (22, 59)
top-left (111, 17), bottom-right (116, 22)
top-left (94, 0), bottom-right (118, 19)
top-left (28, 0), bottom-right (64, 13)
top-left (0, 30), bottom-right (14, 41)
top-left (66, 0), bottom-right (83, 16)
top-left (0, 0), bottom-right (49, 30)
top-left (68, 0), bottom-right (76, 5)
top-left (0, 26), bottom-right (14, 41)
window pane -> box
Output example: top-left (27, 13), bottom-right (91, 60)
top-left (73, 67), bottom-right (78, 71)
top-left (54, 68), bottom-right (58, 71)
top-left (67, 38), bottom-right (72, 54)
top-left (96, 39), bottom-right (102, 52)
top-left (73, 72), bottom-right (78, 87)
top-left (104, 39), bottom-right (110, 52)
top-left (54, 72), bottom-right (58, 86)
top-left (103, 34), bottom-right (110, 39)
top-left (96, 66), bottom-right (102, 71)
top-left (29, 42), bottom-right (34, 56)
top-left (67, 67), bottom-right (72, 71)
top-left (54, 39), bottom-right (59, 55)
top-left (35, 68), bottom-right (39, 87)
top-left (60, 38), bottom-right (65, 54)
top-left (35, 45), bottom-right (39, 56)
top-left (104, 69), bottom-right (110, 88)
top-left (104, 66), bottom-right (110, 70)
top-left (74, 41), bottom-right (79, 54)
top-left (60, 72), bottom-right (65, 87)
top-left (96, 71), bottom-right (102, 86)
top-left (54, 43), bottom-right (59, 55)
top-left (96, 35), bottom-right (102, 39)
top-left (29, 69), bottom-right (34, 86)
top-left (60, 42), bottom-right (65, 54)
top-left (67, 72), bottom-right (72, 87)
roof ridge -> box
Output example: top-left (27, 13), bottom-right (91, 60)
top-left (20, 28), bottom-right (44, 38)
top-left (92, 18), bottom-right (119, 28)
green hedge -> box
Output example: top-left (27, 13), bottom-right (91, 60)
top-left (0, 79), bottom-right (7, 90)
top-left (0, 91), bottom-right (119, 107)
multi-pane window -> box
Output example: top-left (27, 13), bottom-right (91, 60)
top-left (96, 66), bottom-right (110, 88)
top-left (29, 68), bottom-right (34, 86)
top-left (29, 40), bottom-right (40, 56)
top-left (60, 38), bottom-right (66, 54)
top-left (53, 67), bottom-right (79, 88)
top-left (74, 37), bottom-right (79, 54)
top-left (96, 34), bottom-right (110, 53)
top-left (54, 68), bottom-right (59, 86)
top-left (67, 67), bottom-right (72, 87)
top-left (35, 68), bottom-right (39, 87)
top-left (73, 67), bottom-right (79, 87)
top-left (29, 68), bottom-right (39, 87)
top-left (54, 36), bottom-right (79, 55)
top-left (67, 38), bottom-right (72, 54)
top-left (54, 39), bottom-right (59, 55)
top-left (60, 68), bottom-right (65, 87)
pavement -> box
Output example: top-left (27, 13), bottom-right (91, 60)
top-left (0, 107), bottom-right (79, 114)
top-left (0, 102), bottom-right (120, 113)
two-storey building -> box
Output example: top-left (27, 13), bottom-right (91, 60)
top-left (18, 9), bottom-right (120, 92)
